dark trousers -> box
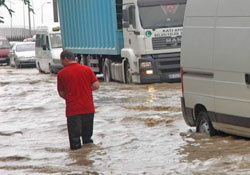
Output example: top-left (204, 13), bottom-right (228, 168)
top-left (67, 113), bottom-right (94, 150)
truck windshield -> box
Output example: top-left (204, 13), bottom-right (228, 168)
top-left (50, 33), bottom-right (62, 48)
top-left (139, 4), bottom-right (186, 29)
top-left (0, 40), bottom-right (11, 49)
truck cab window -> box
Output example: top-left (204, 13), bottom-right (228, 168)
top-left (128, 5), bottom-right (136, 29)
top-left (116, 0), bottom-right (123, 29)
top-left (35, 34), bottom-right (42, 47)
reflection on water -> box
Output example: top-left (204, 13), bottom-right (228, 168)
top-left (146, 85), bottom-right (156, 103)
top-left (1, 67), bottom-right (250, 174)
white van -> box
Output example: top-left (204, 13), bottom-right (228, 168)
top-left (181, 0), bottom-right (250, 137)
top-left (35, 24), bottom-right (63, 73)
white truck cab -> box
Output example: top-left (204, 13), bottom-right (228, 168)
top-left (121, 0), bottom-right (186, 83)
top-left (35, 24), bottom-right (63, 74)
top-left (181, 0), bottom-right (250, 137)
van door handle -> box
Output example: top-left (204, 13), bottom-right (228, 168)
top-left (245, 73), bottom-right (250, 84)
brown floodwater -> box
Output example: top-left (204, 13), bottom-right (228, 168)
top-left (1, 66), bottom-right (250, 175)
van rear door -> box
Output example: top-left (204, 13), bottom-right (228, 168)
top-left (181, 0), bottom-right (218, 117)
top-left (213, 1), bottom-right (250, 136)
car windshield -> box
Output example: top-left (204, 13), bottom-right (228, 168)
top-left (50, 33), bottom-right (62, 48)
top-left (16, 43), bottom-right (35, 52)
top-left (0, 40), bottom-right (11, 49)
top-left (139, 4), bottom-right (186, 29)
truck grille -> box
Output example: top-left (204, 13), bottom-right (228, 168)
top-left (153, 52), bottom-right (180, 74)
top-left (152, 37), bottom-right (181, 50)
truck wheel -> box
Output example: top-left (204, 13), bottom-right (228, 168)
top-left (103, 61), bottom-right (111, 82)
top-left (125, 62), bottom-right (132, 84)
top-left (196, 111), bottom-right (216, 136)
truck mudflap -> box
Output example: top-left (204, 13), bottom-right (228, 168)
top-left (181, 97), bottom-right (196, 127)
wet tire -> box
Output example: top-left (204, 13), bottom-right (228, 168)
top-left (6, 59), bottom-right (10, 66)
top-left (125, 61), bottom-right (132, 84)
top-left (14, 60), bottom-right (20, 68)
top-left (37, 63), bottom-right (42, 73)
top-left (10, 59), bottom-right (14, 67)
top-left (103, 60), bottom-right (111, 82)
top-left (196, 111), bottom-right (216, 136)
top-left (49, 64), bottom-right (54, 74)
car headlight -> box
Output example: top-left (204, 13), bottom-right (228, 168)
top-left (140, 62), bottom-right (152, 68)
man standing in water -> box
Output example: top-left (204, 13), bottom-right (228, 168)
top-left (57, 50), bottom-right (100, 150)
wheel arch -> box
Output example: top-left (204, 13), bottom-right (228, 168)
top-left (121, 48), bottom-right (137, 73)
top-left (194, 104), bottom-right (216, 136)
top-left (194, 104), bottom-right (207, 121)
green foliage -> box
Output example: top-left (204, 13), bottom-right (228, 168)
top-left (0, 0), bottom-right (34, 23)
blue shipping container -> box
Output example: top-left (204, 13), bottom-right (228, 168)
top-left (58, 0), bottom-right (124, 55)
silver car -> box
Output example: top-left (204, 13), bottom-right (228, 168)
top-left (9, 42), bottom-right (36, 68)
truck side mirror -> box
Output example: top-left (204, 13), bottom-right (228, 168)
top-left (123, 22), bottom-right (129, 28)
top-left (123, 9), bottom-right (129, 28)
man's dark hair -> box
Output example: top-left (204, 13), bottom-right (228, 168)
top-left (60, 50), bottom-right (75, 61)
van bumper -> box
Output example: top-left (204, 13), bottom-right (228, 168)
top-left (16, 59), bottom-right (36, 67)
top-left (0, 57), bottom-right (10, 64)
top-left (181, 97), bottom-right (196, 127)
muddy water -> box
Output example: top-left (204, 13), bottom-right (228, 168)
top-left (1, 67), bottom-right (250, 175)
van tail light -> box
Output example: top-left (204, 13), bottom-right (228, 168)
top-left (181, 67), bottom-right (184, 96)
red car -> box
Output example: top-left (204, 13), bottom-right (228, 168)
top-left (0, 36), bottom-right (11, 65)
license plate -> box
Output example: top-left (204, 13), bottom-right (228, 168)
top-left (168, 73), bottom-right (180, 79)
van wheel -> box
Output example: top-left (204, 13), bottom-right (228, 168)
top-left (103, 59), bottom-right (111, 82)
top-left (14, 60), bottom-right (20, 68)
top-left (125, 61), bottom-right (132, 84)
top-left (49, 64), bottom-right (54, 74)
top-left (196, 111), bottom-right (216, 136)
top-left (37, 63), bottom-right (42, 73)
top-left (10, 58), bottom-right (14, 67)
top-left (6, 59), bottom-right (10, 66)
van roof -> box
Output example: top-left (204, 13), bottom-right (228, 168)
top-left (36, 23), bottom-right (60, 33)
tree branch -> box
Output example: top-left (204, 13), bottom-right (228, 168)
top-left (0, 0), bottom-right (34, 23)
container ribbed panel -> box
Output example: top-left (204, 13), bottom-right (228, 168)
top-left (58, 0), bottom-right (124, 55)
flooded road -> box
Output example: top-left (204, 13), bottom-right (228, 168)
top-left (1, 66), bottom-right (250, 175)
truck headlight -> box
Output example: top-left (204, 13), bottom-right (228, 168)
top-left (141, 70), bottom-right (154, 75)
top-left (140, 62), bottom-right (152, 68)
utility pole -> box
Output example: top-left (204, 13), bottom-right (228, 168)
top-left (41, 2), bottom-right (51, 24)
top-left (53, 0), bottom-right (59, 22)
top-left (23, 2), bottom-right (26, 29)
top-left (10, 0), bottom-right (12, 40)
top-left (28, 5), bottom-right (31, 37)
top-left (31, 0), bottom-right (35, 34)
